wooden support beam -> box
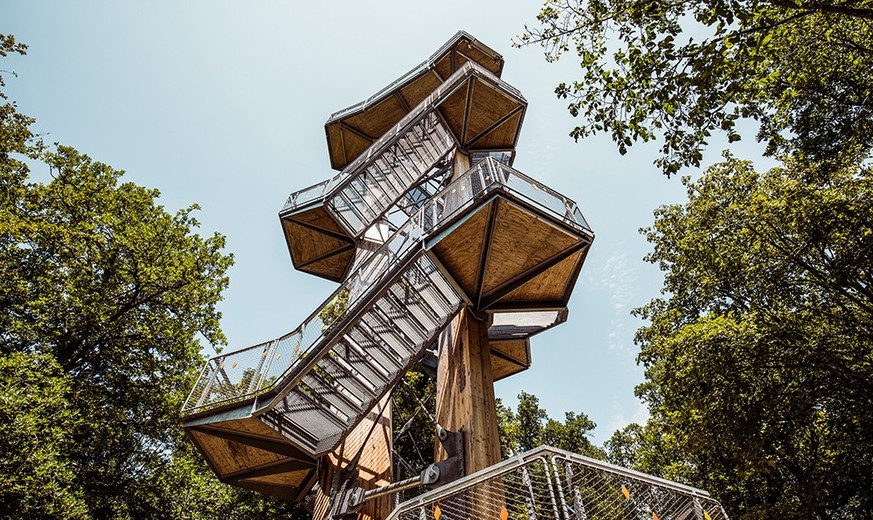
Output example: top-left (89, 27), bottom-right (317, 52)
top-left (311, 396), bottom-right (392, 520)
top-left (434, 307), bottom-right (501, 474)
top-left (452, 150), bottom-right (471, 181)
top-left (188, 424), bottom-right (316, 462)
top-left (285, 217), bottom-right (354, 244)
top-left (479, 240), bottom-right (587, 310)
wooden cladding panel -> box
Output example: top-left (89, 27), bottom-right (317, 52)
top-left (282, 220), bottom-right (350, 266)
top-left (344, 95), bottom-right (407, 140)
top-left (240, 470), bottom-right (309, 488)
top-left (300, 248), bottom-right (354, 281)
top-left (481, 203), bottom-right (580, 295)
top-left (464, 81), bottom-right (522, 146)
top-left (490, 339), bottom-right (531, 381)
top-left (326, 124), bottom-right (346, 168)
top-left (400, 70), bottom-right (442, 109)
top-left (339, 127), bottom-right (372, 167)
top-left (458, 44), bottom-right (502, 75)
top-left (436, 85), bottom-right (468, 144)
top-left (469, 109), bottom-right (524, 150)
top-left (289, 206), bottom-right (347, 235)
top-left (434, 53), bottom-right (453, 81)
top-left (189, 429), bottom-right (286, 476)
top-left (502, 248), bottom-right (586, 303)
top-left (235, 475), bottom-right (314, 500)
top-left (431, 203), bottom-right (491, 295)
top-left (215, 418), bottom-right (288, 442)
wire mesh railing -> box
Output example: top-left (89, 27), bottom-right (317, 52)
top-left (183, 158), bottom-right (591, 416)
top-left (388, 446), bottom-right (729, 520)
top-left (282, 60), bottom-right (526, 230)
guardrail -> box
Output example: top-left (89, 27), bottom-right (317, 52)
top-left (182, 158), bottom-right (591, 416)
top-left (388, 446), bottom-right (729, 520)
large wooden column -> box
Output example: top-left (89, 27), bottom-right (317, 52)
top-left (311, 396), bottom-right (393, 520)
top-left (434, 307), bottom-right (501, 474)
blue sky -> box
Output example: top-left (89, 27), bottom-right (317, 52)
top-left (5, 1), bottom-right (775, 445)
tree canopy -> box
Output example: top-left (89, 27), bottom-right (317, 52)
top-left (518, 0), bottom-right (873, 175)
top-left (629, 155), bottom-right (873, 517)
top-left (0, 34), bottom-right (313, 519)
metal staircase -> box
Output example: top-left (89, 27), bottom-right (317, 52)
top-left (181, 157), bottom-right (592, 502)
top-left (279, 60), bottom-right (527, 282)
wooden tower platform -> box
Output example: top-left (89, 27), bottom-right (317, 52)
top-left (181, 32), bottom-right (594, 517)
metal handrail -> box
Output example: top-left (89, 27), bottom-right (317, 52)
top-left (182, 158), bottom-right (591, 416)
top-left (327, 30), bottom-right (503, 123)
top-left (283, 60), bottom-right (525, 221)
top-left (387, 445), bottom-right (729, 520)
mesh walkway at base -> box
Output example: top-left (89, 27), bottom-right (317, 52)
top-left (388, 446), bottom-right (729, 520)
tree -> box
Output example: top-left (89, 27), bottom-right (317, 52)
top-left (517, 0), bottom-right (873, 175)
top-left (0, 352), bottom-right (87, 518)
top-left (501, 391), bottom-right (604, 459)
top-left (632, 155), bottom-right (873, 517)
top-left (0, 34), bottom-right (303, 518)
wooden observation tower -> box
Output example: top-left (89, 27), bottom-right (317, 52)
top-left (180, 32), bottom-right (728, 520)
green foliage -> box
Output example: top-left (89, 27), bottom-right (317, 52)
top-left (501, 391), bottom-right (604, 459)
top-left (631, 155), bottom-right (873, 517)
top-left (319, 289), bottom-right (349, 332)
top-left (0, 352), bottom-right (87, 518)
top-left (518, 1), bottom-right (873, 175)
top-left (0, 33), bottom-right (311, 519)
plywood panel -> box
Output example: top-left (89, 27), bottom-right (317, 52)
top-left (400, 71), bottom-right (442, 109)
top-left (502, 249), bottom-right (586, 303)
top-left (469, 109), bottom-right (524, 151)
top-left (240, 469), bottom-right (309, 488)
top-left (300, 248), bottom-right (354, 281)
top-left (491, 339), bottom-right (530, 365)
top-left (490, 339), bottom-right (531, 381)
top-left (464, 81), bottom-right (522, 146)
top-left (326, 125), bottom-right (346, 169)
top-left (283, 220), bottom-right (350, 265)
top-left (459, 45), bottom-right (502, 75)
top-left (434, 53), bottom-right (452, 80)
top-left (345, 95), bottom-right (407, 139)
top-left (340, 128), bottom-right (372, 167)
top-left (289, 206), bottom-right (347, 235)
top-left (436, 83), bottom-right (469, 144)
top-left (431, 202), bottom-right (492, 296)
top-left (190, 429), bottom-right (286, 476)
top-left (214, 417), bottom-right (288, 442)
top-left (482, 203), bottom-right (580, 295)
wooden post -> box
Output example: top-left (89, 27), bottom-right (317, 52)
top-left (453, 150), bottom-right (471, 179)
top-left (436, 149), bottom-right (501, 473)
top-left (311, 396), bottom-right (393, 520)
top-left (434, 307), bottom-right (501, 473)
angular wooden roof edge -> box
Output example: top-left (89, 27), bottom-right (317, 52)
top-left (326, 30), bottom-right (505, 125)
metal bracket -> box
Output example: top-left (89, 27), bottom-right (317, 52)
top-left (432, 425), bottom-right (464, 487)
top-left (331, 425), bottom-right (464, 517)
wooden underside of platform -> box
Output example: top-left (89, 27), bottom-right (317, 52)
top-left (326, 33), bottom-right (504, 170)
top-left (430, 196), bottom-right (591, 312)
top-left (184, 414), bottom-right (318, 500)
top-left (489, 338), bottom-right (531, 381)
top-left (281, 205), bottom-right (355, 282)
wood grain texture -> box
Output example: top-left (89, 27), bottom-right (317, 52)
top-left (489, 338), bottom-right (531, 381)
top-left (501, 248), bottom-right (586, 304)
top-left (434, 308), bottom-right (501, 473)
top-left (311, 396), bottom-right (392, 520)
top-left (431, 203), bottom-right (491, 296)
top-left (481, 202), bottom-right (579, 295)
